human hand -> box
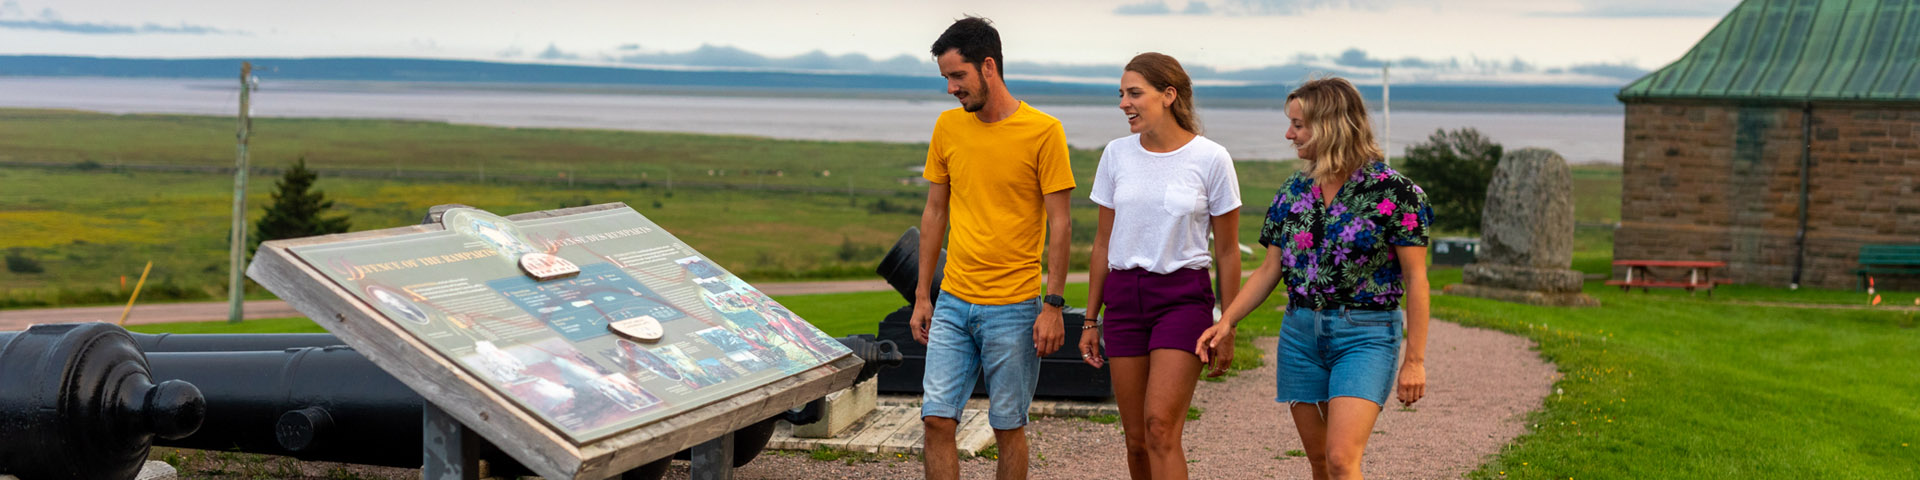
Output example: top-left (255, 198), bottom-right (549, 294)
top-left (1397, 361), bottom-right (1426, 406)
top-left (909, 302), bottom-right (933, 345)
top-left (1033, 307), bottom-right (1064, 357)
top-left (1195, 323), bottom-right (1235, 377)
top-left (1077, 322), bottom-right (1103, 368)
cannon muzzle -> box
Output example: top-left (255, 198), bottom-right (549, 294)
top-left (0, 323), bottom-right (206, 480)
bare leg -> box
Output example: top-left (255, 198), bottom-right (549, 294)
top-left (993, 426), bottom-right (1029, 480)
top-left (1108, 355), bottom-right (1152, 479)
top-left (1322, 397), bottom-right (1384, 480)
top-left (1289, 402), bottom-right (1332, 480)
top-left (1142, 348), bottom-right (1204, 480)
top-left (923, 416), bottom-right (959, 480)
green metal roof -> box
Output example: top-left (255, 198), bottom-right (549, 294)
top-left (1618, 0), bottom-right (1920, 103)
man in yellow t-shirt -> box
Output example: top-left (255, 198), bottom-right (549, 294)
top-left (910, 16), bottom-right (1075, 480)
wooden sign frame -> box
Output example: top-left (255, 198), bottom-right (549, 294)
top-left (248, 203), bottom-right (861, 479)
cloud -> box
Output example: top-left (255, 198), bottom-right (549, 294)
top-left (1539, 0), bottom-right (1738, 18)
top-left (537, 43), bottom-right (579, 60)
top-left (0, 1), bottom-right (245, 35)
top-left (1219, 0), bottom-right (1395, 16)
top-left (1328, 48), bottom-right (1442, 70)
top-left (602, 43), bottom-right (1643, 86)
top-left (1333, 48), bottom-right (1384, 68)
top-left (1114, 1), bottom-right (1173, 15)
top-left (615, 44), bottom-right (930, 76)
top-left (1565, 62), bottom-right (1649, 81)
top-left (1118, 0), bottom-right (1380, 16)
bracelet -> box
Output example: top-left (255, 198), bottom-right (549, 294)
top-left (1081, 321), bottom-right (1100, 330)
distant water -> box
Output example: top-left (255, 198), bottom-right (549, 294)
top-left (0, 77), bottom-right (1623, 163)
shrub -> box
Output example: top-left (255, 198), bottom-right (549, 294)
top-left (5, 249), bottom-right (44, 274)
top-left (252, 157), bottom-right (351, 253)
top-left (1398, 128), bottom-right (1503, 233)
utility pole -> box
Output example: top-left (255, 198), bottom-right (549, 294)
top-left (1382, 62), bottom-right (1391, 165)
top-left (228, 61), bottom-right (253, 323)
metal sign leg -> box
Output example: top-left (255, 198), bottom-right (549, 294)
top-left (423, 403), bottom-right (481, 480)
top-left (689, 432), bottom-right (735, 480)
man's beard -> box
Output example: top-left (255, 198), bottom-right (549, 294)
top-left (961, 80), bottom-right (991, 113)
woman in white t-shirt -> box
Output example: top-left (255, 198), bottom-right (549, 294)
top-left (1077, 52), bottom-right (1242, 480)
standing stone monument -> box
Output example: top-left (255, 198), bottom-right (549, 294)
top-left (1444, 148), bottom-right (1600, 307)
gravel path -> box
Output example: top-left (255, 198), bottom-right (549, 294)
top-left (675, 318), bottom-right (1557, 479)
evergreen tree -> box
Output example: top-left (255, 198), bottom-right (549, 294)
top-left (1399, 128), bottom-right (1503, 233)
top-left (252, 157), bottom-right (350, 253)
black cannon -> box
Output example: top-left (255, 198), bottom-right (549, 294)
top-left (1, 323), bottom-right (899, 479)
top-left (0, 323), bottom-right (206, 480)
top-left (873, 227), bottom-right (1114, 400)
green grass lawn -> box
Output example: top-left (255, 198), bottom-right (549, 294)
top-left (1446, 284), bottom-right (1919, 479)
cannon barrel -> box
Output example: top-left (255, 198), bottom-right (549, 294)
top-left (139, 332), bottom-right (897, 472)
top-left (875, 226), bottom-right (945, 306)
top-left (0, 324), bottom-right (206, 480)
top-left (837, 334), bottom-right (902, 384)
top-left (3, 324), bottom-right (895, 477)
top-left (145, 345), bottom-right (429, 468)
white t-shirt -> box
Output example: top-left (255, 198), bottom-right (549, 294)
top-left (1089, 134), bottom-right (1241, 274)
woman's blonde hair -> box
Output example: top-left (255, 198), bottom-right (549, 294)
top-left (1125, 52), bottom-right (1201, 135)
top-left (1288, 76), bottom-right (1380, 185)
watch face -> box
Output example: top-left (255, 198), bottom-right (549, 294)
top-left (1045, 295), bottom-right (1065, 307)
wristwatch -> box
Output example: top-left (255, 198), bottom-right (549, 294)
top-left (1043, 294), bottom-right (1066, 309)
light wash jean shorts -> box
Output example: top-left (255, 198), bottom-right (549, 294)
top-left (920, 293), bottom-right (1040, 430)
top-left (1275, 307), bottom-right (1403, 407)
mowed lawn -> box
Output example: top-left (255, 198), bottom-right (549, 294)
top-left (126, 274), bottom-right (1920, 478)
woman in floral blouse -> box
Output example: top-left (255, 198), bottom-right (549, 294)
top-left (1196, 76), bottom-right (1431, 480)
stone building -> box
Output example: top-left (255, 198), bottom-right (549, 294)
top-left (1614, 0), bottom-right (1920, 290)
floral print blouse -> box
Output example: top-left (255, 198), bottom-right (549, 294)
top-left (1258, 161), bottom-right (1432, 311)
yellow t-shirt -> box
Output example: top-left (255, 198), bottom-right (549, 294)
top-left (923, 102), bottom-right (1076, 305)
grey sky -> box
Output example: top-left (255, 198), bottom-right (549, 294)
top-left (0, 0), bottom-right (1740, 84)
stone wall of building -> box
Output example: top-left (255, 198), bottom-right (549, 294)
top-left (1616, 101), bottom-right (1920, 291)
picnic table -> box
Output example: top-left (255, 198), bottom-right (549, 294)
top-left (1606, 260), bottom-right (1732, 297)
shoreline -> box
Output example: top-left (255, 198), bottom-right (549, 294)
top-left (0, 77), bottom-right (1627, 163)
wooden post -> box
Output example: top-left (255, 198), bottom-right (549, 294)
top-left (228, 61), bottom-right (252, 323)
top-left (422, 403), bottom-right (481, 480)
top-left (117, 261), bottom-right (153, 325)
top-left (689, 432), bottom-right (734, 480)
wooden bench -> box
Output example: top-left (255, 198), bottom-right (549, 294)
top-left (1606, 260), bottom-right (1732, 297)
top-left (1855, 244), bottom-right (1920, 291)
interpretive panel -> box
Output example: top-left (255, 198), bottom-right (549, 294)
top-left (286, 206), bottom-right (851, 443)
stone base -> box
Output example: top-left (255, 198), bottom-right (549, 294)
top-left (791, 377), bottom-right (878, 438)
top-left (1463, 263), bottom-right (1584, 293)
top-left (1444, 283), bottom-right (1600, 308)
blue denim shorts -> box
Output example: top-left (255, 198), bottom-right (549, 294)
top-left (921, 294), bottom-right (1041, 430)
top-left (1275, 307), bottom-right (1403, 407)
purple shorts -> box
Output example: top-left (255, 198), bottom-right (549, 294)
top-left (1101, 267), bottom-right (1216, 358)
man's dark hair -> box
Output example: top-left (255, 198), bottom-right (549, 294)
top-left (930, 16), bottom-right (1003, 76)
